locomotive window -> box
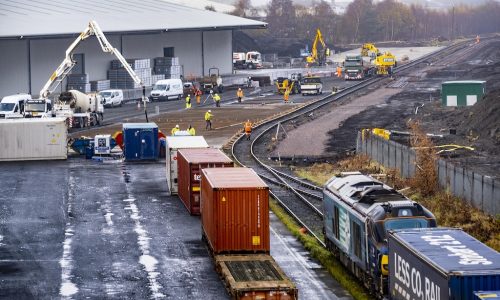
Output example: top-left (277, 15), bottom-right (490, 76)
top-left (384, 218), bottom-right (428, 231)
top-left (352, 222), bottom-right (362, 258)
top-left (333, 206), bottom-right (340, 239)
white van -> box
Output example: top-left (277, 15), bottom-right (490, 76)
top-left (99, 89), bottom-right (123, 107)
top-left (150, 79), bottom-right (183, 101)
top-left (0, 94), bottom-right (31, 118)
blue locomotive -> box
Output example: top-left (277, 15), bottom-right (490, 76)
top-left (322, 172), bottom-right (437, 298)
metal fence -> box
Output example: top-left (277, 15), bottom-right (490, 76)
top-left (356, 132), bottom-right (499, 215)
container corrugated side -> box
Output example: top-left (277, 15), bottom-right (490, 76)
top-left (0, 118), bottom-right (67, 161)
top-left (389, 228), bottom-right (500, 300)
top-left (178, 151), bottom-right (233, 215)
top-left (201, 168), bottom-right (270, 254)
top-left (164, 136), bottom-right (208, 195)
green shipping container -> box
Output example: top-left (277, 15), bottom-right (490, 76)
top-left (441, 80), bottom-right (486, 106)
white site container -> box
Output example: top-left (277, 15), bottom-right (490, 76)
top-left (165, 136), bottom-right (209, 195)
top-left (0, 118), bottom-right (68, 161)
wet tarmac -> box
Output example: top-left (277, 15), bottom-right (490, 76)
top-left (0, 158), bottom-right (352, 299)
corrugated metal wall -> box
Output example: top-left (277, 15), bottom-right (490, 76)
top-left (356, 132), bottom-right (499, 215)
top-left (0, 30), bottom-right (232, 98)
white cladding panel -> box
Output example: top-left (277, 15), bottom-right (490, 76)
top-left (0, 118), bottom-right (67, 161)
top-left (0, 30), bottom-right (232, 98)
top-left (203, 30), bottom-right (232, 76)
top-left (165, 136), bottom-right (209, 195)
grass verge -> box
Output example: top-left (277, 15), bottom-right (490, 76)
top-left (269, 198), bottom-right (371, 300)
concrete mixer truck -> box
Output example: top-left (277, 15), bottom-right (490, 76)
top-left (53, 90), bottom-right (103, 128)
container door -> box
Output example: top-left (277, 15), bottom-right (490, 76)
top-left (170, 149), bottom-right (179, 194)
top-left (140, 130), bottom-right (155, 159)
top-left (191, 165), bottom-right (202, 214)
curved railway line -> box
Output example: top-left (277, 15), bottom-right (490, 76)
top-left (230, 38), bottom-right (479, 247)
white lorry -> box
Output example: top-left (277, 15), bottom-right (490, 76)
top-left (300, 76), bottom-right (323, 95)
top-left (0, 94), bottom-right (30, 119)
top-left (30, 20), bottom-right (149, 127)
top-left (233, 51), bottom-right (263, 69)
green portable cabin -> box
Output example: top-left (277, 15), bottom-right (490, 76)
top-left (441, 80), bottom-right (486, 107)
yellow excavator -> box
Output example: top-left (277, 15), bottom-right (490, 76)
top-left (361, 43), bottom-right (396, 76)
top-left (306, 29), bottom-right (330, 66)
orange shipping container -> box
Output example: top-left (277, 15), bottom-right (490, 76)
top-left (201, 168), bottom-right (270, 254)
top-left (177, 148), bottom-right (234, 215)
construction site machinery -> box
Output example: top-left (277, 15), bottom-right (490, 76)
top-left (200, 67), bottom-right (224, 94)
top-left (30, 20), bottom-right (149, 126)
top-left (275, 73), bottom-right (302, 95)
top-left (55, 90), bottom-right (103, 128)
top-left (306, 29), bottom-right (331, 66)
top-left (232, 51), bottom-right (262, 69)
top-left (374, 51), bottom-right (397, 75)
top-left (360, 43), bottom-right (397, 76)
top-left (343, 55), bottom-right (375, 80)
top-left (361, 43), bottom-right (379, 59)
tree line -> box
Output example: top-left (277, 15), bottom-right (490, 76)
top-left (229, 0), bottom-right (500, 45)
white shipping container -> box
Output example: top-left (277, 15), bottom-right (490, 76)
top-left (0, 118), bottom-right (68, 161)
top-left (165, 136), bottom-right (209, 195)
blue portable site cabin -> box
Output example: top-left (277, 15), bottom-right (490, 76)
top-left (388, 228), bottom-right (500, 300)
top-left (122, 123), bottom-right (159, 161)
top-left (322, 171), bottom-right (436, 295)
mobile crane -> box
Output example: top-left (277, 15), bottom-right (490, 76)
top-left (360, 43), bottom-right (396, 76)
top-left (25, 20), bottom-right (149, 126)
top-left (306, 29), bottom-right (330, 66)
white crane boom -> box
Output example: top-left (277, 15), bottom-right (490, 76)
top-left (39, 20), bottom-right (149, 121)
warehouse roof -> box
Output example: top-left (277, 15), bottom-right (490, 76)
top-left (0, 0), bottom-right (266, 39)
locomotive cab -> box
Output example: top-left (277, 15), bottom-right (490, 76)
top-left (323, 172), bottom-right (436, 298)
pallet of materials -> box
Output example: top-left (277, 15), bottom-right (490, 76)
top-left (67, 83), bottom-right (91, 93)
top-left (90, 79), bottom-right (111, 91)
top-left (110, 58), bottom-right (151, 70)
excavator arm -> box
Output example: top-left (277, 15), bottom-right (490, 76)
top-left (361, 43), bottom-right (379, 59)
top-left (307, 29), bottom-right (328, 64)
top-left (39, 20), bottom-right (149, 121)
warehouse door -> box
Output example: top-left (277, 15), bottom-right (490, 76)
top-left (72, 54), bottom-right (85, 74)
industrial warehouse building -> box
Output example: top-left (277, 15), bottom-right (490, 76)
top-left (0, 0), bottom-right (265, 97)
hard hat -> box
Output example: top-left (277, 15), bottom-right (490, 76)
top-left (176, 124), bottom-right (179, 128)
top-left (238, 88), bottom-right (241, 90)
top-left (208, 110), bottom-right (211, 113)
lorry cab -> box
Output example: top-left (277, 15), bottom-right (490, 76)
top-left (150, 79), bottom-right (183, 101)
top-left (0, 94), bottom-right (31, 119)
top-left (300, 76), bottom-right (323, 95)
top-left (245, 51), bottom-right (262, 69)
top-left (24, 98), bottom-right (52, 118)
top-left (99, 89), bottom-right (123, 107)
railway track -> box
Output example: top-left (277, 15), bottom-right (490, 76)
top-left (230, 38), bottom-right (477, 246)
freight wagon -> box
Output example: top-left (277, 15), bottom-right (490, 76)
top-left (165, 136), bottom-right (209, 195)
top-left (177, 148), bottom-right (233, 215)
top-left (323, 172), bottom-right (437, 298)
top-left (388, 228), bottom-right (500, 300)
top-left (201, 168), bottom-right (297, 299)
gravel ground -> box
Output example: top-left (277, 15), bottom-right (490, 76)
top-left (271, 38), bottom-right (500, 179)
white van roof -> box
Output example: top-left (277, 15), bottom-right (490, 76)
top-left (99, 89), bottom-right (122, 93)
top-left (155, 79), bottom-right (182, 85)
top-left (1, 94), bottom-right (31, 103)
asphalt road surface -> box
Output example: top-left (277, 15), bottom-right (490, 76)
top-left (0, 158), bottom-right (352, 299)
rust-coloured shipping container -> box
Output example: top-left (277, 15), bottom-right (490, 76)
top-left (177, 148), bottom-right (234, 215)
top-left (201, 168), bottom-right (270, 254)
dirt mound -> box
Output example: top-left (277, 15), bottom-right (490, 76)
top-left (459, 88), bottom-right (500, 141)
